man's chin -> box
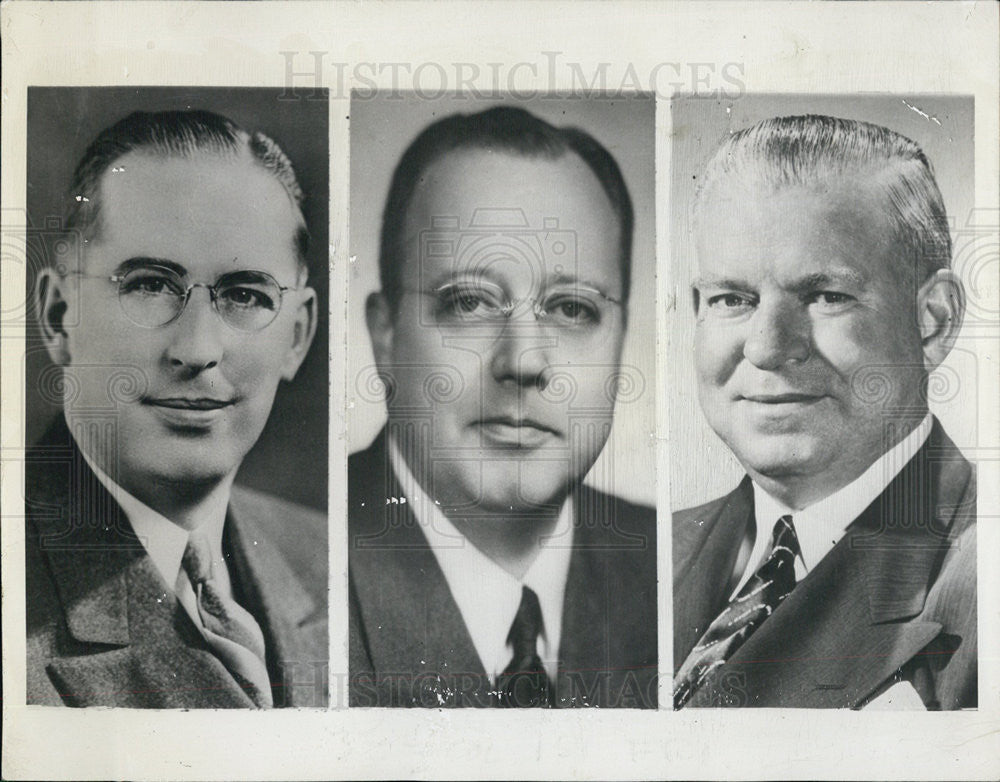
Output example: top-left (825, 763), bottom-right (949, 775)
top-left (727, 433), bottom-right (828, 481)
top-left (434, 462), bottom-right (573, 517)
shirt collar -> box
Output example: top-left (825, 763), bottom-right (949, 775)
top-left (388, 435), bottom-right (574, 683)
top-left (737, 413), bottom-right (933, 596)
top-left (73, 427), bottom-right (231, 595)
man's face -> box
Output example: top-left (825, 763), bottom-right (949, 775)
top-left (693, 177), bottom-right (928, 505)
top-left (372, 149), bottom-right (627, 513)
top-left (51, 151), bottom-right (315, 500)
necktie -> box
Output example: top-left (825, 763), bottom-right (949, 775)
top-left (674, 514), bottom-right (800, 709)
top-left (181, 531), bottom-right (274, 708)
top-left (496, 586), bottom-right (551, 707)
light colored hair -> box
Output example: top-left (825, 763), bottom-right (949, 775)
top-left (693, 114), bottom-right (952, 281)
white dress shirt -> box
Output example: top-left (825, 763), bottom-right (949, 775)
top-left (76, 439), bottom-right (234, 632)
top-left (731, 414), bottom-right (933, 599)
top-left (388, 437), bottom-right (574, 683)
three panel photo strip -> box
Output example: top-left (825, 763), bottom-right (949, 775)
top-left (19, 85), bottom-right (981, 716)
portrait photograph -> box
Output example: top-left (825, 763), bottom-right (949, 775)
top-left (23, 86), bottom-right (330, 708)
top-left (347, 92), bottom-right (657, 708)
top-left (668, 94), bottom-right (978, 710)
top-left (1, 2), bottom-right (997, 780)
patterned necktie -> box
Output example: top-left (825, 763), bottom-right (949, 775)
top-left (181, 531), bottom-right (274, 708)
top-left (496, 586), bottom-right (551, 707)
top-left (674, 514), bottom-right (800, 709)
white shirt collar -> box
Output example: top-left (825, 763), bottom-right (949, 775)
top-left (388, 436), bottom-right (574, 683)
top-left (734, 413), bottom-right (933, 598)
top-left (73, 427), bottom-right (232, 602)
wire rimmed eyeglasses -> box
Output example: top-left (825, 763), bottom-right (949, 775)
top-left (400, 279), bottom-right (624, 332)
top-left (70, 263), bottom-right (299, 332)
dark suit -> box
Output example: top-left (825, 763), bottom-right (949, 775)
top-left (673, 419), bottom-right (976, 709)
top-left (26, 417), bottom-right (328, 708)
top-left (349, 431), bottom-right (658, 708)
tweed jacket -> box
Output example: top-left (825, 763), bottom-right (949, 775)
top-left (25, 417), bottom-right (328, 708)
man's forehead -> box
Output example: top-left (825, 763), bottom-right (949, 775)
top-left (88, 149), bottom-right (300, 274)
top-left (693, 175), bottom-right (904, 281)
top-left (97, 149), bottom-right (289, 210)
top-left (405, 148), bottom-right (611, 227)
top-left (400, 148), bottom-right (622, 289)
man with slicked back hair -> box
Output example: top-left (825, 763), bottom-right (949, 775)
top-left (349, 106), bottom-right (657, 709)
top-left (673, 114), bottom-right (975, 710)
top-left (27, 109), bottom-right (327, 708)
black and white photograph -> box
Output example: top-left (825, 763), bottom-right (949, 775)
top-left (668, 95), bottom-right (978, 710)
top-left (1, 2), bottom-right (998, 780)
top-left (347, 94), bottom-right (657, 708)
top-left (22, 87), bottom-right (330, 708)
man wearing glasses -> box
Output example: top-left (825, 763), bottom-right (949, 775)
top-left (27, 109), bottom-right (326, 708)
top-left (349, 106), bottom-right (657, 708)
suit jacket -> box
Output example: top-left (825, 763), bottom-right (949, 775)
top-left (26, 417), bottom-right (329, 708)
top-left (348, 431), bottom-right (658, 708)
top-left (673, 419), bottom-right (976, 709)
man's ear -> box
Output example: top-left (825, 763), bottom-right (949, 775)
top-left (36, 269), bottom-right (71, 365)
top-left (917, 269), bottom-right (965, 371)
top-left (365, 291), bottom-right (395, 367)
top-left (280, 286), bottom-right (318, 381)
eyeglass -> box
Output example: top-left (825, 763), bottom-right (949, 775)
top-left (402, 279), bottom-right (623, 332)
top-left (72, 263), bottom-right (297, 332)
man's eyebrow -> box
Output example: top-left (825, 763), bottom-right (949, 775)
top-left (115, 257), bottom-right (186, 276)
top-left (787, 269), bottom-right (867, 291)
top-left (691, 270), bottom-right (867, 291)
top-left (691, 276), bottom-right (750, 291)
top-left (544, 272), bottom-right (615, 293)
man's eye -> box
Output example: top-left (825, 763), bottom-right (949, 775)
top-left (705, 293), bottom-right (755, 312)
top-left (220, 286), bottom-right (274, 310)
top-left (809, 291), bottom-right (855, 309)
top-left (437, 285), bottom-right (502, 319)
top-left (543, 295), bottom-right (600, 325)
top-left (123, 274), bottom-right (182, 296)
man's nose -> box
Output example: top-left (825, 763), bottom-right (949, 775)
top-left (163, 288), bottom-right (225, 374)
top-left (742, 300), bottom-right (812, 369)
top-left (488, 317), bottom-right (555, 389)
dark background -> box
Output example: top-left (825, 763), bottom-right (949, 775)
top-left (25, 87), bottom-right (329, 511)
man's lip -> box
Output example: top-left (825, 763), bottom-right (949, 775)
top-left (477, 417), bottom-right (559, 434)
top-left (740, 393), bottom-right (824, 404)
top-left (144, 397), bottom-right (236, 410)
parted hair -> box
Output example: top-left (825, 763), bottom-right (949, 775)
top-left (693, 114), bottom-right (952, 281)
top-left (66, 109), bottom-right (309, 270)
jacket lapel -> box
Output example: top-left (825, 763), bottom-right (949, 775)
top-left (558, 486), bottom-right (658, 708)
top-left (349, 434), bottom-right (488, 706)
top-left (672, 478), bottom-right (754, 672)
top-left (29, 418), bottom-right (254, 708)
top-left (225, 491), bottom-right (328, 707)
top-left (686, 421), bottom-right (971, 708)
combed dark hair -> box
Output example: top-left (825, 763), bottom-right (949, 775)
top-left (67, 109), bottom-right (309, 270)
top-left (379, 106), bottom-right (634, 312)
top-left (693, 114), bottom-right (952, 281)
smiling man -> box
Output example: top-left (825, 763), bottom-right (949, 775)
top-left (349, 106), bottom-right (657, 708)
top-left (26, 109), bottom-right (327, 708)
top-left (673, 115), bottom-right (976, 710)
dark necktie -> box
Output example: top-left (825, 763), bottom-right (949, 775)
top-left (496, 586), bottom-right (551, 708)
top-left (182, 531), bottom-right (274, 708)
top-left (674, 514), bottom-right (800, 709)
